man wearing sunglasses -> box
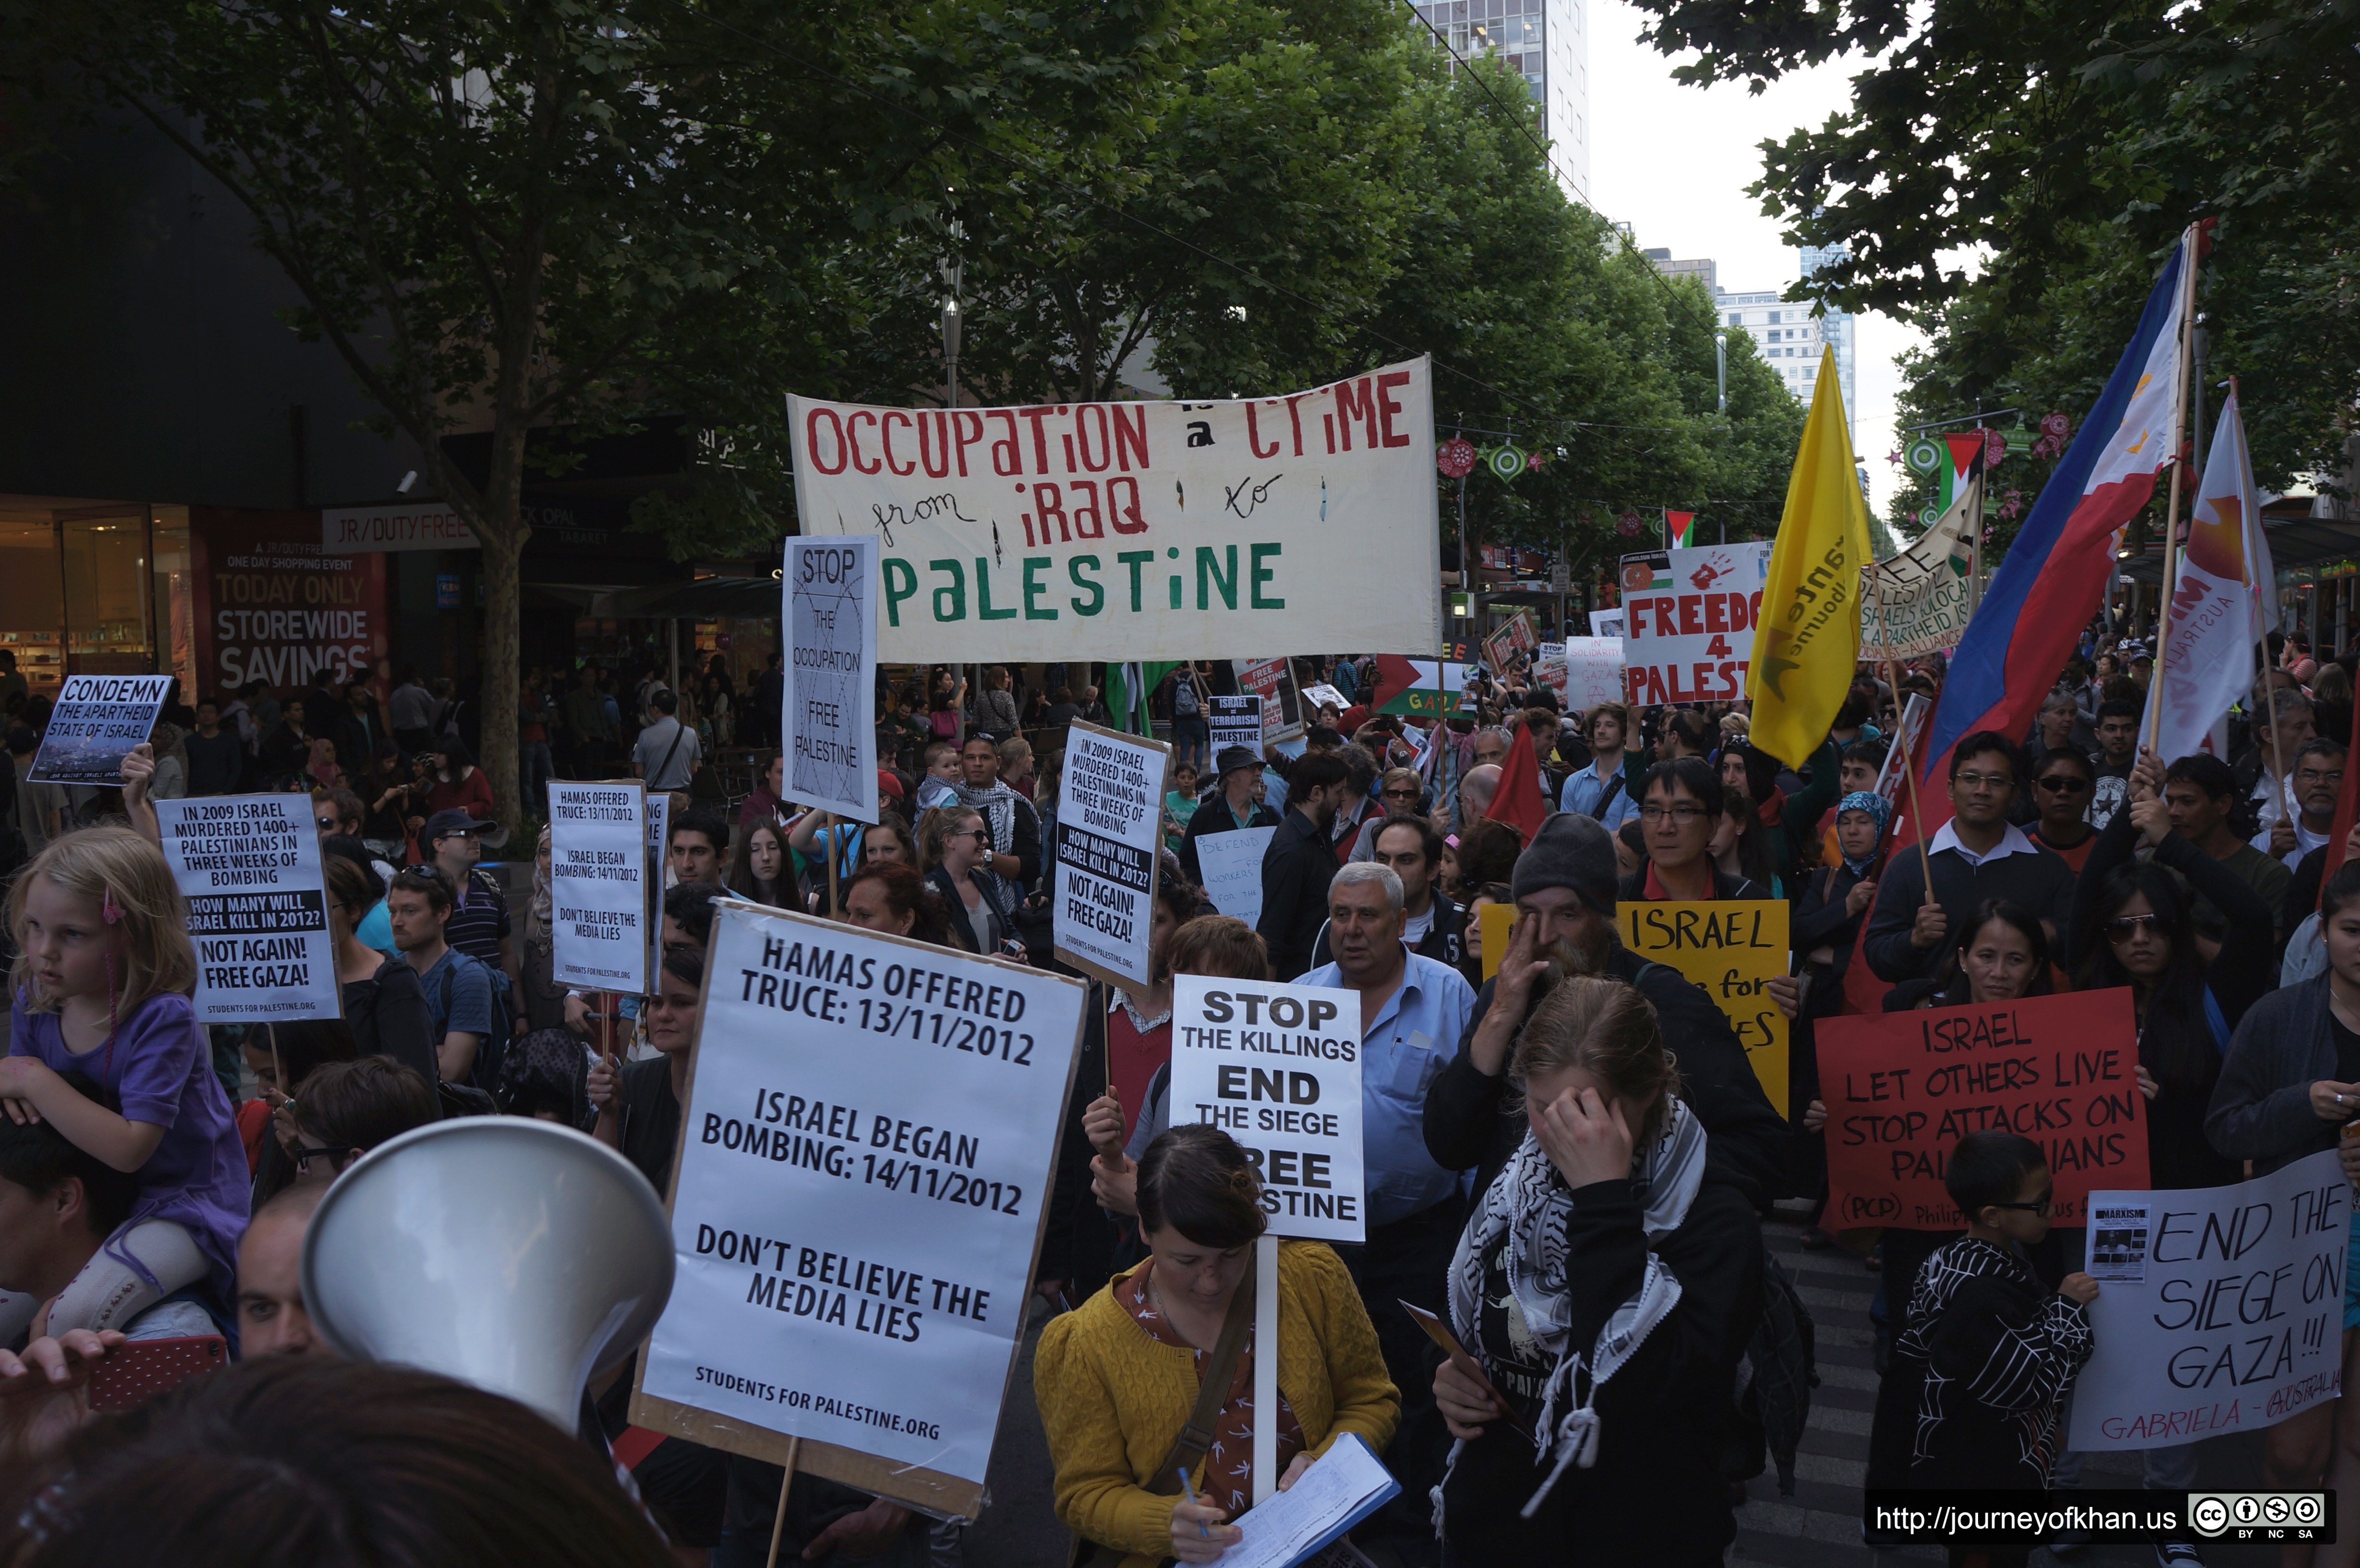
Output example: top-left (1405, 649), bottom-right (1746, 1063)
top-left (2023, 748), bottom-right (2098, 871)
top-left (1865, 731), bottom-right (2077, 983)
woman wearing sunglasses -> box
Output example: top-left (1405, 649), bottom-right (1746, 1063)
top-left (2024, 747), bottom-right (2099, 872)
top-left (922, 806), bottom-right (1025, 961)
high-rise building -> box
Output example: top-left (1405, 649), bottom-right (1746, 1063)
top-left (1641, 248), bottom-right (1716, 293)
top-left (1414, 0), bottom-right (1588, 204)
top-left (1716, 243), bottom-right (1858, 444)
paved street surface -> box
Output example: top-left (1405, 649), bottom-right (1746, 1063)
top-left (962, 1213), bottom-right (2295, 1568)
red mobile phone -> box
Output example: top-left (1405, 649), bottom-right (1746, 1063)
top-left (86, 1335), bottom-right (229, 1413)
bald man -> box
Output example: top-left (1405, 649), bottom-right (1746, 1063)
top-left (237, 1183), bottom-right (330, 1358)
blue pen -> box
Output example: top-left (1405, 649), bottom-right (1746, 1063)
top-left (1176, 1469), bottom-right (1210, 1539)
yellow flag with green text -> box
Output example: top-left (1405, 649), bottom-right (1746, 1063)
top-left (1746, 347), bottom-right (1874, 767)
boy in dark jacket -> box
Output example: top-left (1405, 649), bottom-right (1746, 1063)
top-left (1868, 1132), bottom-right (2098, 1566)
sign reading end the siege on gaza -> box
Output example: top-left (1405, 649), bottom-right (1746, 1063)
top-left (787, 360), bottom-right (1443, 663)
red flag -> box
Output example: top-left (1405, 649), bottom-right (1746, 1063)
top-left (2321, 695), bottom-right (2360, 902)
top-left (1483, 720), bottom-right (1549, 845)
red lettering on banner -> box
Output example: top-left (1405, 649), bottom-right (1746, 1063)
top-left (951, 411), bottom-right (984, 477)
top-left (1245, 404), bottom-right (1281, 459)
top-left (1076, 405), bottom-right (1113, 472)
top-left (1679, 596), bottom-right (1703, 636)
top-left (1376, 371), bottom-right (1413, 447)
top-left (1018, 406), bottom-right (1058, 474)
top-left (1109, 478), bottom-right (1147, 534)
top-left (1069, 480), bottom-right (1104, 539)
top-left (1705, 596), bottom-right (1727, 634)
top-left (881, 411), bottom-right (917, 477)
top-left (1819, 991), bottom-right (2148, 1229)
top-left (1747, 590), bottom-right (1763, 628)
top-left (847, 411), bottom-right (882, 475)
top-left (986, 411), bottom-right (1020, 476)
top-left (1334, 378), bottom-right (1377, 451)
top-left (805, 409), bottom-right (848, 475)
top-left (1032, 484), bottom-right (1069, 544)
top-left (1652, 600), bottom-right (1678, 637)
top-left (1113, 405), bottom-right (1149, 471)
top-left (917, 412), bottom-right (952, 479)
top-left (1284, 393), bottom-right (1313, 457)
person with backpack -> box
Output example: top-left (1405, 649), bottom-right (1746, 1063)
top-left (420, 808), bottom-right (525, 1038)
top-left (385, 867), bottom-right (509, 1090)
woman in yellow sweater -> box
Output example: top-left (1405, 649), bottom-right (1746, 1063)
top-left (1034, 1125), bottom-right (1399, 1567)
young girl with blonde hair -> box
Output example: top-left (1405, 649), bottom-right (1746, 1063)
top-left (3, 826), bottom-right (249, 1337)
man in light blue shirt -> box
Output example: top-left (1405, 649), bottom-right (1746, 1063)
top-left (1558, 699), bottom-right (1640, 830)
top-left (1299, 860), bottom-right (1476, 1514)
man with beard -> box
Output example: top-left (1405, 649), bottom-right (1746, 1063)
top-left (1422, 811), bottom-right (1791, 1204)
top-left (1257, 749), bottom-right (1349, 979)
top-left (955, 732), bottom-right (1042, 888)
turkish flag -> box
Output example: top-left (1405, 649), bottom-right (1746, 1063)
top-left (1483, 720), bottom-right (1549, 845)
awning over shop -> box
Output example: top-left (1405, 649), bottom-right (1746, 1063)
top-left (523, 575), bottom-right (780, 618)
top-left (2114, 515), bottom-right (2360, 585)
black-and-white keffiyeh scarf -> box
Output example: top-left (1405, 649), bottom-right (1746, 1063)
top-left (1435, 1098), bottom-right (1708, 1523)
top-left (955, 779), bottom-right (1020, 860)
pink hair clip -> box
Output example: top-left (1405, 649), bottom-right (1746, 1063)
top-left (101, 889), bottom-right (123, 925)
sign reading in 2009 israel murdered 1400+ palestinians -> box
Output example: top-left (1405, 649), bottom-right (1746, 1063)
top-left (631, 901), bottom-right (1084, 1517)
top-left (1052, 723), bottom-right (1167, 989)
top-left (1168, 975), bottom-right (1364, 1244)
top-left (547, 781), bottom-right (650, 995)
top-left (782, 535), bottom-right (879, 824)
top-left (1616, 542), bottom-right (1771, 706)
top-left (26, 674), bottom-right (173, 787)
top-left (155, 796), bottom-right (340, 1022)
top-left (787, 360), bottom-right (1442, 663)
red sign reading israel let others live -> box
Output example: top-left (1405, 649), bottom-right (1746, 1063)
top-left (1819, 989), bottom-right (2148, 1230)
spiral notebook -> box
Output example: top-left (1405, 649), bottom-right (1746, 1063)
top-left (1220, 1432), bottom-right (1399, 1568)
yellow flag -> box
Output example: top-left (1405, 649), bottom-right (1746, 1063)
top-left (1746, 346), bottom-right (1875, 767)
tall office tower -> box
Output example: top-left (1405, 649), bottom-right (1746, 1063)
top-left (1414, 0), bottom-right (1588, 204)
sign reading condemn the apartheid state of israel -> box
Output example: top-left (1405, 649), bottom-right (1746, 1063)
top-left (155, 796), bottom-right (339, 1022)
top-left (547, 781), bottom-right (649, 995)
top-left (781, 535), bottom-right (878, 825)
top-left (1618, 900), bottom-right (1791, 1118)
top-left (1052, 722), bottom-right (1168, 989)
top-left (1819, 989), bottom-right (2149, 1230)
top-left (635, 901), bottom-right (1085, 1506)
top-left (1616, 543), bottom-right (1771, 706)
top-left (1168, 975), bottom-right (1364, 1244)
top-left (26, 675), bottom-right (173, 786)
top-left (788, 361), bottom-right (1442, 662)
top-left (2067, 1149), bottom-right (2347, 1451)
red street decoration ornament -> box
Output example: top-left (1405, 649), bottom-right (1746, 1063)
top-left (1981, 426), bottom-right (2007, 467)
top-left (1616, 510), bottom-right (1644, 537)
top-left (1524, 450), bottom-right (1547, 472)
top-left (1436, 438), bottom-right (1478, 478)
top-left (2031, 412), bottom-right (2071, 461)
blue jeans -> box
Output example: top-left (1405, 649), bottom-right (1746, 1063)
top-left (1170, 714), bottom-right (1209, 768)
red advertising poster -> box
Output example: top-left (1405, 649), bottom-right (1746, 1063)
top-left (1818, 988), bottom-right (2149, 1229)
top-left (190, 509), bottom-right (391, 699)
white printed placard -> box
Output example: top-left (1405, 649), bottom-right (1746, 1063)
top-left (1616, 542), bottom-right (1772, 706)
top-left (1208, 695), bottom-right (1266, 755)
top-left (1558, 637), bottom-right (1626, 710)
top-left (2067, 1149), bottom-right (2348, 1450)
top-left (634, 901), bottom-right (1085, 1497)
top-left (1193, 825), bottom-right (1276, 930)
top-left (1168, 974), bottom-right (1364, 1243)
top-left (782, 536), bottom-right (879, 823)
top-left (156, 795), bottom-right (340, 1022)
top-left (548, 781), bottom-right (649, 993)
top-left (647, 792), bottom-right (672, 982)
top-left (28, 675), bottom-right (173, 786)
top-left (1052, 722), bottom-right (1167, 989)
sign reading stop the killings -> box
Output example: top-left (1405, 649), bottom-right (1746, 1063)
top-left (1819, 990), bottom-right (2149, 1229)
top-left (1617, 542), bottom-right (1770, 705)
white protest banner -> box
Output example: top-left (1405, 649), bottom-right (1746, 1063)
top-left (1208, 695), bottom-right (1265, 755)
top-left (1302, 683), bottom-right (1349, 714)
top-left (1558, 637), bottom-right (1625, 710)
top-left (1588, 608), bottom-right (1623, 639)
top-left (1195, 825), bottom-right (1277, 928)
top-left (1168, 974), bottom-right (1364, 1243)
top-left (1616, 542), bottom-right (1772, 706)
top-left (1860, 480), bottom-right (1975, 660)
top-left (790, 361), bottom-right (1441, 662)
top-left (547, 781), bottom-right (649, 994)
top-left (2066, 1148), bottom-right (2348, 1451)
top-left (1235, 657), bottom-right (1305, 742)
top-left (1052, 722), bottom-right (1167, 988)
top-left (156, 796), bottom-right (338, 1022)
top-left (28, 674), bottom-right (172, 786)
top-left (782, 536), bottom-right (879, 823)
top-left (632, 901), bottom-right (1085, 1514)
top-left (646, 792), bottom-right (672, 979)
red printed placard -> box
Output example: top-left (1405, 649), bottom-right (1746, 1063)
top-left (1819, 989), bottom-right (2148, 1229)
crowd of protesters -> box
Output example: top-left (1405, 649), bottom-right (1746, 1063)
top-left (4, 624), bottom-right (2360, 1568)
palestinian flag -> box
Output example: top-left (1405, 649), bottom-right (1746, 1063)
top-left (1665, 510), bottom-right (1697, 548)
top-left (1370, 654), bottom-right (1467, 717)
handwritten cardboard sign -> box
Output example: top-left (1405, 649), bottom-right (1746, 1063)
top-left (1618, 900), bottom-right (1790, 1116)
top-left (1819, 988), bottom-right (2148, 1229)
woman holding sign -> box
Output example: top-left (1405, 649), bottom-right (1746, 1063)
top-left (1431, 976), bottom-right (1760, 1567)
top-left (1035, 1125), bottom-right (1397, 1567)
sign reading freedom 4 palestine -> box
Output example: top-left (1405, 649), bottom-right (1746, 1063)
top-left (789, 360), bottom-right (1442, 662)
top-left (155, 795), bottom-right (339, 1022)
top-left (1052, 723), bottom-right (1167, 988)
top-left (547, 781), bottom-right (650, 994)
top-left (1617, 543), bottom-right (1771, 706)
top-left (634, 901), bottom-right (1085, 1497)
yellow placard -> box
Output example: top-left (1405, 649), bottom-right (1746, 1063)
top-left (1478, 901), bottom-right (1516, 981)
top-left (1617, 900), bottom-right (1790, 1116)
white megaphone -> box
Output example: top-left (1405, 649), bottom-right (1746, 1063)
top-left (301, 1118), bottom-right (676, 1429)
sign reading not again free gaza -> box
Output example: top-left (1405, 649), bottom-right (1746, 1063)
top-left (788, 359), bottom-right (1443, 662)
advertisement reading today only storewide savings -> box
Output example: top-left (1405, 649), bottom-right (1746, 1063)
top-left (787, 359), bottom-right (1442, 662)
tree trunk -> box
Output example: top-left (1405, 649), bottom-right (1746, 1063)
top-left (479, 522), bottom-right (525, 835)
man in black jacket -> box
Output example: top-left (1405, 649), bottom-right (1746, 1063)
top-left (1423, 810), bottom-right (1791, 1206)
top-left (1863, 730), bottom-right (2078, 984)
top-left (1178, 745), bottom-right (1280, 884)
top-left (1257, 749), bottom-right (1347, 979)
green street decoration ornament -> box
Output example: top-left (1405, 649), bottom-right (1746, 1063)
top-left (1482, 441), bottom-right (1527, 483)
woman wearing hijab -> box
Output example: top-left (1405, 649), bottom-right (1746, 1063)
top-left (1431, 976), bottom-right (1761, 1566)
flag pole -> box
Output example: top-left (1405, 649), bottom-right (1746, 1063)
top-left (2143, 224), bottom-right (2202, 759)
top-left (1874, 571), bottom-right (1935, 894)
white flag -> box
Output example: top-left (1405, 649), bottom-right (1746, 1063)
top-left (2142, 388), bottom-right (2268, 764)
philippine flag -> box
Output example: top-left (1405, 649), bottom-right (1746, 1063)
top-left (1916, 233), bottom-right (2194, 824)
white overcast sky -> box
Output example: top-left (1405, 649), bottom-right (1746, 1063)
top-left (1586, 0), bottom-right (1922, 516)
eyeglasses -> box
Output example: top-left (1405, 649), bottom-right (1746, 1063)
top-left (1987, 1191), bottom-right (2055, 1216)
top-left (316, 817), bottom-right (339, 830)
top-left (2104, 913), bottom-right (2163, 943)
top-left (2035, 775), bottom-right (2091, 795)
top-left (1954, 771), bottom-right (2011, 791)
top-left (295, 1145), bottom-right (349, 1176)
top-left (1639, 804), bottom-right (1707, 823)
top-left (960, 828), bottom-right (992, 843)
top-left (2298, 768), bottom-right (2345, 787)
